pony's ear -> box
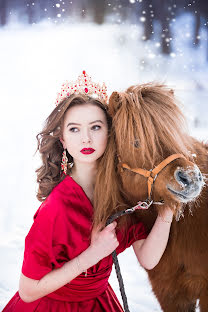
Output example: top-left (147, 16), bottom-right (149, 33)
top-left (108, 91), bottom-right (122, 117)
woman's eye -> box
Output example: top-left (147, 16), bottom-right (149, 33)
top-left (69, 127), bottom-right (79, 133)
top-left (92, 125), bottom-right (101, 131)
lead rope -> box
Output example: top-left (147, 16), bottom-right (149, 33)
top-left (106, 200), bottom-right (161, 312)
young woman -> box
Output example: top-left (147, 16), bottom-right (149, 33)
top-left (3, 71), bottom-right (173, 312)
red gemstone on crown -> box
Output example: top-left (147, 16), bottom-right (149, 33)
top-left (85, 88), bottom-right (88, 93)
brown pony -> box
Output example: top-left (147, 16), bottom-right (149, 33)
top-left (94, 83), bottom-right (208, 312)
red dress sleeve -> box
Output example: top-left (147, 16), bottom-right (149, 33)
top-left (21, 200), bottom-right (58, 280)
top-left (125, 221), bottom-right (148, 249)
top-left (116, 221), bottom-right (148, 255)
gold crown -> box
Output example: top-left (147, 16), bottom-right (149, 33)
top-left (55, 71), bottom-right (108, 106)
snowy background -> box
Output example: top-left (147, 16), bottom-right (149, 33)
top-left (0, 0), bottom-right (208, 311)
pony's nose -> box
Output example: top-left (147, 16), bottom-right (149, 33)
top-left (175, 170), bottom-right (191, 187)
top-left (175, 169), bottom-right (203, 188)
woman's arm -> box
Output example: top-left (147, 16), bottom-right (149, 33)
top-left (19, 221), bottom-right (118, 303)
top-left (19, 247), bottom-right (95, 303)
top-left (132, 207), bottom-right (173, 270)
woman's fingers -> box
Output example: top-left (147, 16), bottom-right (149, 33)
top-left (92, 221), bottom-right (117, 236)
top-left (89, 220), bottom-right (119, 260)
top-left (106, 221), bottom-right (117, 231)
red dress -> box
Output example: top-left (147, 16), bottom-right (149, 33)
top-left (3, 176), bottom-right (147, 312)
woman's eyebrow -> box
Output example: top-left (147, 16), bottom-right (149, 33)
top-left (67, 122), bottom-right (81, 127)
top-left (67, 120), bottom-right (104, 127)
top-left (89, 120), bottom-right (104, 125)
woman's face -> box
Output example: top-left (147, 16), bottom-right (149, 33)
top-left (61, 103), bottom-right (108, 166)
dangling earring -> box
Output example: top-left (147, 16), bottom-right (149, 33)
top-left (61, 150), bottom-right (74, 175)
top-left (61, 150), bottom-right (68, 175)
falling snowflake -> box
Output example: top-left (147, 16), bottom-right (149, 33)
top-left (56, 3), bottom-right (61, 8)
top-left (148, 53), bottom-right (156, 59)
top-left (140, 16), bottom-right (146, 22)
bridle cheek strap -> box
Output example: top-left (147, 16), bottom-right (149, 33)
top-left (122, 153), bottom-right (186, 200)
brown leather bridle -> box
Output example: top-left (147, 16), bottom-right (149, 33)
top-left (121, 153), bottom-right (186, 201)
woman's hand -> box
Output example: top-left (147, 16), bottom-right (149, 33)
top-left (89, 221), bottom-right (119, 263)
top-left (158, 206), bottom-right (174, 223)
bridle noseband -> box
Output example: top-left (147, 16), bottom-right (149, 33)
top-left (120, 153), bottom-right (186, 201)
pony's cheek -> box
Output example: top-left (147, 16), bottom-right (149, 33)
top-left (121, 173), bottom-right (149, 201)
top-left (153, 177), bottom-right (180, 204)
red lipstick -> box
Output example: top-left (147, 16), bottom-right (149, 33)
top-left (80, 148), bottom-right (95, 155)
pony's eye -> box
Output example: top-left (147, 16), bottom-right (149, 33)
top-left (134, 139), bottom-right (140, 148)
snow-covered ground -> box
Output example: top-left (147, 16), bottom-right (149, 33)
top-left (0, 13), bottom-right (207, 311)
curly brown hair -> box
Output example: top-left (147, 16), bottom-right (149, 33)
top-left (36, 94), bottom-right (111, 202)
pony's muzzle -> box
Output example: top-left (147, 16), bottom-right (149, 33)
top-left (168, 167), bottom-right (204, 202)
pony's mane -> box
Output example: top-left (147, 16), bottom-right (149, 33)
top-left (94, 133), bottom-right (129, 229)
top-left (113, 83), bottom-right (194, 168)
